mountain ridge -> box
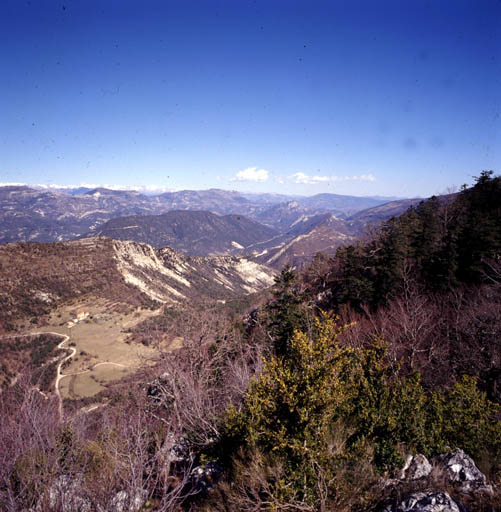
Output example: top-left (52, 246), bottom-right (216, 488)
top-left (0, 185), bottom-right (405, 245)
top-left (0, 237), bottom-right (276, 332)
top-left (0, 185), bottom-right (427, 269)
top-left (90, 210), bottom-right (277, 255)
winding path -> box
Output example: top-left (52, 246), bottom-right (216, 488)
top-left (54, 339), bottom-right (129, 416)
top-left (54, 333), bottom-right (74, 417)
top-left (5, 330), bottom-right (131, 417)
top-left (6, 331), bottom-right (134, 419)
top-left (3, 330), bottom-right (73, 417)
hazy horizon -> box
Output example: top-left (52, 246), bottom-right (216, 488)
top-left (2, 0), bottom-right (499, 197)
top-left (0, 180), bottom-right (418, 199)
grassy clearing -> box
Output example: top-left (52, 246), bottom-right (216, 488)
top-left (37, 297), bottom-right (165, 400)
top-left (71, 364), bottom-right (129, 398)
top-left (70, 372), bottom-right (104, 398)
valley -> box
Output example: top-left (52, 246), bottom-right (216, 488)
top-left (0, 187), bottom-right (441, 409)
top-left (1, 178), bottom-right (499, 512)
top-left (0, 186), bottom-right (417, 267)
top-left (0, 296), bottom-right (165, 407)
top-left (37, 299), bottom-right (161, 403)
top-left (3, 2), bottom-right (499, 508)
top-left (0, 235), bottom-right (275, 409)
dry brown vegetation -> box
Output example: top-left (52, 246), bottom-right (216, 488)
top-left (0, 237), bottom-right (275, 334)
top-left (336, 280), bottom-right (501, 402)
top-left (0, 297), bottom-right (265, 511)
top-left (0, 333), bottom-right (61, 390)
top-left (0, 238), bottom-right (155, 332)
top-left (0, 176), bottom-right (499, 511)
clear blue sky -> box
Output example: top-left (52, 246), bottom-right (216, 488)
top-left (1, 0), bottom-right (500, 197)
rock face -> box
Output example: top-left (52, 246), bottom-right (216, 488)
top-left (0, 238), bottom-right (276, 330)
top-left (111, 239), bottom-right (277, 302)
top-left (395, 450), bottom-right (491, 494)
top-left (39, 476), bottom-right (147, 512)
top-left (252, 220), bottom-right (356, 270)
top-left (434, 449), bottom-right (493, 494)
top-left (398, 454), bottom-right (433, 481)
top-left (383, 450), bottom-right (494, 512)
top-left (42, 476), bottom-right (92, 512)
top-left (110, 489), bottom-right (148, 512)
top-left (384, 491), bottom-right (464, 512)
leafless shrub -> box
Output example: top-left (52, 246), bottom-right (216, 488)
top-left (338, 278), bottom-right (501, 398)
top-left (152, 316), bottom-right (264, 449)
top-left (0, 367), bottom-right (201, 511)
top-left (0, 375), bottom-right (60, 510)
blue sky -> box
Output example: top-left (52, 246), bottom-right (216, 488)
top-left (1, 0), bottom-right (499, 197)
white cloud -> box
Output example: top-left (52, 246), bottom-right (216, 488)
top-left (232, 167), bottom-right (269, 182)
top-left (290, 172), bottom-right (376, 185)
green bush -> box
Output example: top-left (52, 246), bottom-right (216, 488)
top-left (218, 315), bottom-right (501, 508)
top-left (441, 375), bottom-right (501, 462)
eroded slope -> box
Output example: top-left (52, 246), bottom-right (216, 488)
top-left (0, 237), bottom-right (276, 331)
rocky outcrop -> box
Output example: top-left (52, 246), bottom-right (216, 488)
top-left (152, 417), bottom-right (222, 501)
top-left (113, 239), bottom-right (276, 303)
top-left (393, 450), bottom-right (492, 494)
top-left (110, 489), bottom-right (148, 512)
top-left (189, 461), bottom-right (223, 495)
top-left (382, 450), bottom-right (495, 512)
top-left (398, 454), bottom-right (433, 481)
top-left (434, 449), bottom-right (493, 494)
top-left (383, 491), bottom-right (465, 512)
top-left (35, 476), bottom-right (92, 512)
top-left (0, 238), bottom-right (277, 329)
top-left (147, 371), bottom-right (173, 403)
top-left (36, 477), bottom-right (147, 512)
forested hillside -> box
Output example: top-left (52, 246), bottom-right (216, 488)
top-left (90, 210), bottom-right (277, 254)
top-left (313, 171), bottom-right (499, 309)
top-left (300, 171), bottom-right (501, 403)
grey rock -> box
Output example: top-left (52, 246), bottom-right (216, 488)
top-left (164, 432), bottom-right (192, 465)
top-left (41, 477), bottom-right (148, 512)
top-left (147, 371), bottom-right (174, 403)
top-left (399, 454), bottom-right (433, 480)
top-left (44, 476), bottom-right (92, 512)
top-left (189, 461), bottom-right (223, 495)
top-left (384, 491), bottom-right (465, 512)
top-left (434, 449), bottom-right (493, 494)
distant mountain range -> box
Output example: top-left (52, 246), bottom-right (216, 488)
top-left (0, 185), bottom-right (413, 239)
top-left (0, 186), bottom-right (161, 243)
top-left (292, 193), bottom-right (393, 216)
top-left (91, 210), bottom-right (277, 256)
top-left (0, 185), bottom-right (425, 268)
top-left (86, 199), bottom-right (426, 268)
